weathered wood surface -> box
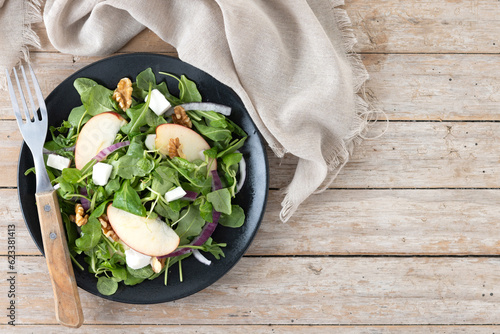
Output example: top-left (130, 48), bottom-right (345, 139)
top-left (3, 0), bottom-right (500, 332)
top-left (2, 325), bottom-right (500, 334)
top-left (4, 188), bottom-right (500, 256)
top-left (2, 256), bottom-right (500, 325)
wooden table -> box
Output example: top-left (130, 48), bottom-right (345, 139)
top-left (2, 1), bottom-right (500, 332)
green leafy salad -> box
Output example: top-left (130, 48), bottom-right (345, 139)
top-left (35, 68), bottom-right (247, 296)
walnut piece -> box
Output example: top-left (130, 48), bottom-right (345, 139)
top-left (75, 203), bottom-right (88, 227)
top-left (113, 77), bottom-right (133, 111)
top-left (99, 214), bottom-right (119, 242)
top-left (172, 106), bottom-right (192, 128)
top-left (168, 137), bottom-right (186, 160)
top-left (150, 257), bottom-right (166, 274)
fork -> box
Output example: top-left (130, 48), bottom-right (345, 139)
top-left (6, 65), bottom-right (84, 328)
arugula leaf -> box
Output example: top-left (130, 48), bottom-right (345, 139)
top-left (97, 276), bottom-right (118, 296)
top-left (218, 205), bottom-right (245, 228)
top-left (127, 265), bottom-right (155, 279)
top-left (75, 217), bottom-right (101, 252)
top-left (81, 85), bottom-right (117, 116)
top-left (121, 85), bottom-right (152, 135)
top-left (74, 78), bottom-right (98, 95)
top-left (175, 205), bottom-right (205, 245)
top-left (207, 188), bottom-right (232, 215)
top-left (113, 180), bottom-right (147, 217)
top-left (179, 75), bottom-right (202, 103)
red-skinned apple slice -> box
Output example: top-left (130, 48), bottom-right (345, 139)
top-left (74, 112), bottom-right (128, 169)
top-left (155, 123), bottom-right (216, 170)
top-left (107, 205), bottom-right (180, 257)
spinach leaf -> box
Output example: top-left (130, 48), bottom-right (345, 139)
top-left (121, 86), bottom-right (152, 135)
top-left (207, 188), bottom-right (232, 215)
top-left (81, 85), bottom-right (117, 116)
top-left (218, 205), bottom-right (245, 228)
top-left (97, 276), bottom-right (118, 296)
top-left (179, 75), bottom-right (202, 103)
top-left (191, 118), bottom-right (232, 143)
top-left (67, 105), bottom-right (91, 128)
top-left (127, 265), bottom-right (155, 279)
top-left (175, 205), bottom-right (205, 245)
top-left (136, 68), bottom-right (156, 91)
top-left (113, 180), bottom-right (147, 217)
top-left (75, 217), bottom-right (101, 252)
top-left (74, 78), bottom-right (98, 96)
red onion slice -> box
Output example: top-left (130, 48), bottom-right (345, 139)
top-left (161, 210), bottom-right (220, 258)
top-left (79, 187), bottom-right (91, 211)
top-left (166, 102), bottom-right (231, 116)
top-left (211, 169), bottom-right (223, 191)
top-left (182, 191), bottom-right (198, 201)
top-left (93, 141), bottom-right (130, 162)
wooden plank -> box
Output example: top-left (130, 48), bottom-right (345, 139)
top-left (363, 54), bottom-right (500, 120)
top-left (5, 188), bottom-right (500, 256)
top-left (2, 325), bottom-right (500, 334)
top-left (31, 1), bottom-right (500, 54)
top-left (3, 256), bottom-right (500, 325)
top-left (4, 53), bottom-right (500, 121)
top-left (349, 0), bottom-right (500, 54)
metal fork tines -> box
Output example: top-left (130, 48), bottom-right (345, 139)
top-left (6, 65), bottom-right (52, 193)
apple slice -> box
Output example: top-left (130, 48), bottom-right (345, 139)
top-left (155, 123), bottom-right (216, 170)
top-left (74, 112), bottom-right (128, 169)
top-left (107, 205), bottom-right (180, 257)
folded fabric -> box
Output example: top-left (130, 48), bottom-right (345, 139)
top-left (0, 0), bottom-right (42, 88)
top-left (44, 0), bottom-right (372, 222)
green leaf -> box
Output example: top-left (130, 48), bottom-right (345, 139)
top-left (81, 85), bottom-right (117, 116)
top-left (219, 205), bottom-right (245, 228)
top-left (75, 217), bottom-right (101, 252)
top-left (61, 168), bottom-right (83, 184)
top-left (97, 276), bottom-right (118, 296)
top-left (175, 205), bottom-right (205, 245)
top-left (191, 119), bottom-right (232, 143)
top-left (121, 86), bottom-right (152, 135)
top-left (74, 78), bottom-right (98, 96)
top-left (179, 75), bottom-right (202, 103)
top-left (207, 189), bottom-right (232, 215)
top-left (113, 180), bottom-right (147, 217)
top-left (127, 265), bottom-right (155, 279)
top-left (136, 68), bottom-right (156, 91)
top-left (67, 105), bottom-right (91, 128)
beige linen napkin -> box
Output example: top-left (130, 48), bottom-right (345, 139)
top-left (44, 0), bottom-right (373, 222)
top-left (0, 0), bottom-right (42, 87)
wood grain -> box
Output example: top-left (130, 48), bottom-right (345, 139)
top-left (35, 190), bottom-right (83, 328)
top-left (1, 325), bottom-right (500, 334)
top-left (2, 256), bottom-right (500, 325)
top-left (5, 188), bottom-right (500, 257)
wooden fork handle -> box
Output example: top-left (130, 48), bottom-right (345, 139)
top-left (36, 190), bottom-right (84, 328)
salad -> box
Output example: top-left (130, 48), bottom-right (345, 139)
top-left (32, 68), bottom-right (247, 296)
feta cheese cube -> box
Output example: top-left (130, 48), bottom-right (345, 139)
top-left (92, 162), bottom-right (113, 186)
top-left (145, 134), bottom-right (156, 151)
top-left (146, 89), bottom-right (171, 116)
top-left (46, 154), bottom-right (71, 170)
top-left (165, 186), bottom-right (187, 203)
top-left (125, 248), bottom-right (151, 270)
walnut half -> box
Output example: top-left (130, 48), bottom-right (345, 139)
top-left (74, 203), bottom-right (88, 227)
top-left (151, 257), bottom-right (166, 274)
top-left (113, 78), bottom-right (133, 111)
top-left (168, 137), bottom-right (186, 160)
top-left (99, 214), bottom-right (119, 242)
top-left (172, 106), bottom-right (192, 128)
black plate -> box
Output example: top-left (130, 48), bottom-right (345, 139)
top-left (17, 53), bottom-right (268, 304)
